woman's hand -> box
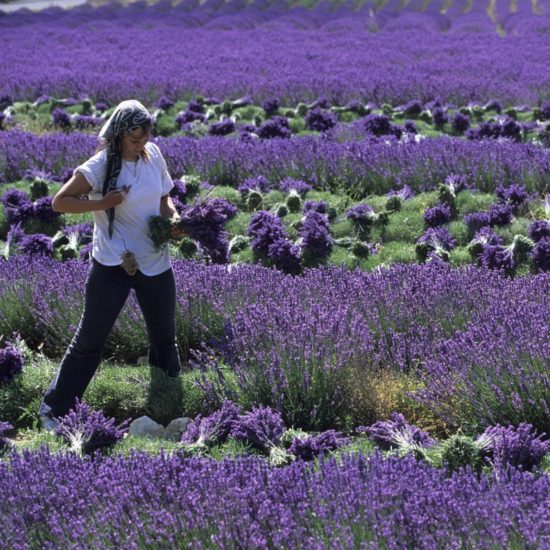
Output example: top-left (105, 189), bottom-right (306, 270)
top-left (101, 189), bottom-right (128, 209)
top-left (170, 217), bottom-right (185, 239)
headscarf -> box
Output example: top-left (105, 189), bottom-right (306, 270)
top-left (98, 99), bottom-right (152, 238)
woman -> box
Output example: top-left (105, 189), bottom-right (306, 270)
top-left (39, 99), bottom-right (182, 431)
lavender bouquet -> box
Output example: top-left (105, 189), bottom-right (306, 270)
top-left (148, 197), bottom-right (237, 264)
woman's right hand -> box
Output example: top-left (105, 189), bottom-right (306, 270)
top-left (101, 189), bottom-right (127, 209)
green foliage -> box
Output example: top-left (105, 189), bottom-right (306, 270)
top-left (205, 185), bottom-right (240, 204)
top-left (438, 434), bottom-right (486, 473)
top-left (382, 210), bottom-right (424, 243)
top-left (448, 221), bottom-right (470, 246)
top-left (456, 191), bottom-right (494, 214)
top-left (449, 247), bottom-right (472, 267)
top-left (0, 356), bottom-right (54, 427)
top-left (0, 357), bottom-right (206, 430)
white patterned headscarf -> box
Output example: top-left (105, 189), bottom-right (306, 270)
top-left (98, 99), bottom-right (152, 238)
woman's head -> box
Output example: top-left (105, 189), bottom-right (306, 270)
top-left (98, 99), bottom-right (152, 159)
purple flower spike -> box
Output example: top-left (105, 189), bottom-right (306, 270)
top-left (279, 177), bottom-right (312, 196)
top-left (531, 237), bottom-right (550, 272)
top-left (361, 413), bottom-right (435, 451)
top-left (230, 405), bottom-right (285, 452)
top-left (181, 400), bottom-right (242, 446)
top-left (423, 204), bottom-right (452, 227)
top-left (289, 430), bottom-right (350, 461)
top-left (480, 423), bottom-right (550, 471)
top-left (55, 399), bottom-right (128, 455)
top-left (527, 220), bottom-right (550, 243)
top-left (0, 344), bottom-right (24, 385)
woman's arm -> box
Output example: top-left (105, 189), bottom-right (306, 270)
top-left (160, 194), bottom-right (179, 220)
top-left (52, 172), bottom-right (127, 213)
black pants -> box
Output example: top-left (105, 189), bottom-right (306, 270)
top-left (40, 258), bottom-right (181, 419)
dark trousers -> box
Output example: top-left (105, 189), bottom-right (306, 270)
top-left (40, 258), bottom-right (181, 419)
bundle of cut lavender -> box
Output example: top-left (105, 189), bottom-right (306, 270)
top-left (149, 197), bottom-right (237, 264)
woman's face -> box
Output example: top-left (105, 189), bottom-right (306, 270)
top-left (121, 126), bottom-right (151, 160)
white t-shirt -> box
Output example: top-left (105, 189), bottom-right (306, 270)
top-left (74, 141), bottom-right (174, 276)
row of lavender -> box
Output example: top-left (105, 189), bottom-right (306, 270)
top-left (0, 448), bottom-right (548, 548)
top-left (2, 130), bottom-right (550, 195)
top-left (1, 256), bottom-right (548, 433)
top-left (2, 2), bottom-right (550, 104)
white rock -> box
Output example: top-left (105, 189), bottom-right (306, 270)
top-left (164, 417), bottom-right (192, 441)
top-left (128, 416), bottom-right (165, 439)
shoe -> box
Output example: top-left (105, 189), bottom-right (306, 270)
top-left (40, 415), bottom-right (57, 433)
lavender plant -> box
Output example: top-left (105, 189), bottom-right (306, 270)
top-left (0, 343), bottom-right (24, 386)
top-left (55, 399), bottom-right (129, 456)
top-left (480, 423), bottom-right (550, 471)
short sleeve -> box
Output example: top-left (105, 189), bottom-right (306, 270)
top-left (149, 142), bottom-right (173, 196)
top-left (74, 149), bottom-right (107, 194)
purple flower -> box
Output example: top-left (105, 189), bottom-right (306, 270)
top-left (299, 210), bottom-right (332, 260)
top-left (423, 203), bottom-right (452, 227)
top-left (479, 244), bottom-right (515, 273)
top-left (238, 175), bottom-right (272, 196)
top-left (177, 198), bottom-right (237, 264)
top-left (247, 211), bottom-right (288, 257)
top-left (303, 200), bottom-right (327, 214)
top-left (186, 100), bottom-right (204, 114)
top-left (360, 413), bottom-right (434, 451)
top-left (257, 116), bottom-right (291, 139)
top-left (404, 120), bottom-right (418, 134)
top-left (481, 423), bottom-right (550, 471)
top-left (496, 184), bottom-right (529, 212)
top-left (209, 119), bottom-right (236, 136)
top-left (170, 179), bottom-right (187, 202)
top-left (33, 196), bottom-right (60, 222)
top-left (289, 430), bottom-right (350, 461)
top-left (73, 115), bottom-right (102, 129)
top-left (55, 399), bottom-right (128, 455)
top-left (0, 344), bottom-right (24, 385)
top-left (488, 203), bottom-right (513, 226)
top-left (181, 400), bottom-right (242, 446)
top-left (262, 98), bottom-right (280, 116)
top-left (452, 112), bottom-right (470, 134)
top-left (402, 100), bottom-right (423, 117)
top-left (52, 108), bottom-right (71, 129)
top-left (0, 94), bottom-right (13, 111)
top-left (483, 99), bottom-right (502, 113)
top-left (5, 222), bottom-right (26, 252)
top-left (473, 226), bottom-right (504, 246)
top-left (279, 177), bottom-right (311, 196)
top-left (464, 211), bottom-right (491, 234)
top-left (305, 108), bottom-right (337, 132)
top-left (79, 243), bottom-right (93, 261)
top-left (20, 234), bottom-right (54, 257)
top-left (62, 222), bottom-right (93, 245)
top-left (531, 237), bottom-right (550, 272)
top-left (311, 96), bottom-right (331, 110)
top-left (176, 110), bottom-right (205, 128)
top-left (432, 107), bottom-right (448, 127)
top-left (230, 405), bottom-right (285, 452)
top-left (94, 101), bottom-right (108, 112)
top-left (363, 113), bottom-right (393, 136)
top-left (0, 421), bottom-right (13, 455)
top-left (387, 185), bottom-right (414, 200)
top-left (418, 226), bottom-right (457, 251)
top-left (1, 189), bottom-right (34, 225)
top-left (345, 203), bottom-right (374, 222)
top-left (527, 219), bottom-right (550, 242)
top-left (155, 96), bottom-right (174, 110)
top-left (267, 237), bottom-right (301, 275)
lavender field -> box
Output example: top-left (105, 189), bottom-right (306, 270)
top-left (0, 0), bottom-right (549, 548)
